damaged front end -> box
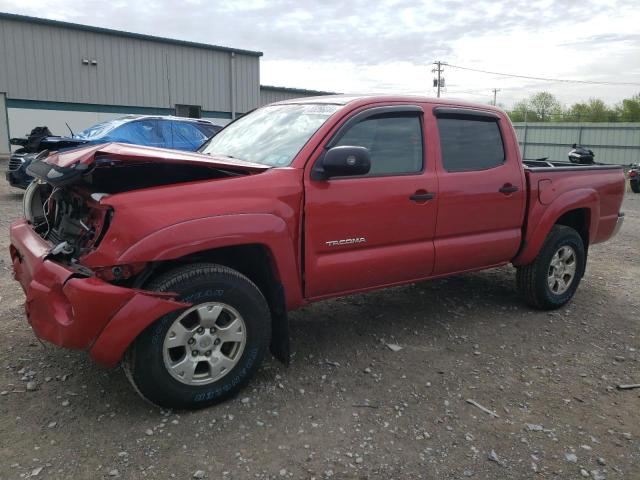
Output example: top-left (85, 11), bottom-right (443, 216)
top-left (23, 180), bottom-right (112, 267)
top-left (22, 141), bottom-right (267, 274)
top-left (11, 142), bottom-right (268, 366)
top-left (10, 218), bottom-right (188, 367)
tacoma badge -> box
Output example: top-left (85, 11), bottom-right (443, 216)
top-left (325, 237), bottom-right (366, 247)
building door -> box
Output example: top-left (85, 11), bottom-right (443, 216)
top-left (0, 93), bottom-right (9, 157)
top-left (175, 104), bottom-right (202, 118)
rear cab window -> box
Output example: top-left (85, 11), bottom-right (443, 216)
top-left (435, 111), bottom-right (505, 172)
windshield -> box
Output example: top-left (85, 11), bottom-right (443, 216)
top-left (200, 104), bottom-right (341, 166)
top-left (74, 118), bottom-right (130, 140)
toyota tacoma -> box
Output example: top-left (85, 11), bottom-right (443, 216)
top-left (9, 95), bottom-right (626, 409)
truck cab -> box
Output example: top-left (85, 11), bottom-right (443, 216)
top-left (10, 95), bottom-right (625, 409)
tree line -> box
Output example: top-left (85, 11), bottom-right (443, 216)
top-left (507, 92), bottom-right (640, 122)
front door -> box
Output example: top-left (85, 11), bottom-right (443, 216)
top-left (303, 105), bottom-right (439, 299)
top-left (431, 108), bottom-right (526, 274)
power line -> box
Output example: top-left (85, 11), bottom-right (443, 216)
top-left (492, 88), bottom-right (501, 106)
top-left (432, 61), bottom-right (445, 98)
top-left (446, 90), bottom-right (491, 98)
top-left (446, 63), bottom-right (640, 87)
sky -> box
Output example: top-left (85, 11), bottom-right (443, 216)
top-left (1, 0), bottom-right (639, 108)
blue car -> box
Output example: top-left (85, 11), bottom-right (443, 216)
top-left (6, 115), bottom-right (222, 189)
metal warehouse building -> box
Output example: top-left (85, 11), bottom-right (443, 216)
top-left (0, 12), bottom-right (331, 158)
top-left (259, 85), bottom-right (335, 106)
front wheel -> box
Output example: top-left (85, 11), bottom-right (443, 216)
top-left (631, 180), bottom-right (640, 193)
top-left (124, 263), bottom-right (271, 409)
top-left (516, 225), bottom-right (586, 310)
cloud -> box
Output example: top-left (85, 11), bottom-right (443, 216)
top-left (1, 0), bottom-right (639, 107)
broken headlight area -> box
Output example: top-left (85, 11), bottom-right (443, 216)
top-left (93, 263), bottom-right (147, 282)
top-left (23, 181), bottom-right (112, 261)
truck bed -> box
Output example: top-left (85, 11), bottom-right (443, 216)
top-left (514, 162), bottom-right (625, 266)
top-left (523, 159), bottom-right (623, 171)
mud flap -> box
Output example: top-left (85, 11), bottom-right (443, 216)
top-left (269, 283), bottom-right (290, 365)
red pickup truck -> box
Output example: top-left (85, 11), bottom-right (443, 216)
top-left (10, 95), bottom-right (625, 409)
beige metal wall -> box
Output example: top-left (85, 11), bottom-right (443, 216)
top-left (259, 86), bottom-right (334, 107)
top-left (0, 14), bottom-right (261, 114)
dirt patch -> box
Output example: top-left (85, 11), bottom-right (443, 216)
top-left (0, 180), bottom-right (638, 479)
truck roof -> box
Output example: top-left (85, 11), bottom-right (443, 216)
top-left (274, 93), bottom-right (505, 113)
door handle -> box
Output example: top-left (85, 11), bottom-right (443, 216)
top-left (409, 192), bottom-right (436, 202)
top-left (499, 184), bottom-right (519, 194)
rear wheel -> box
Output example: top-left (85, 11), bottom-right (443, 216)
top-left (516, 225), bottom-right (586, 310)
top-left (631, 179), bottom-right (640, 193)
top-left (124, 263), bottom-right (270, 409)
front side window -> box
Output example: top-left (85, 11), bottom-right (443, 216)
top-left (335, 114), bottom-right (423, 176)
top-left (436, 117), bottom-right (505, 172)
top-left (201, 104), bottom-right (341, 166)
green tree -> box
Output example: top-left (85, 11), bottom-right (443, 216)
top-left (567, 102), bottom-right (590, 121)
top-left (509, 92), bottom-right (640, 123)
top-left (618, 93), bottom-right (640, 122)
top-left (508, 99), bottom-right (529, 122)
top-left (507, 92), bottom-right (562, 122)
top-left (528, 92), bottom-right (562, 121)
top-left (587, 99), bottom-right (611, 121)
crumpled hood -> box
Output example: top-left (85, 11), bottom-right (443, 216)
top-left (43, 142), bottom-right (270, 172)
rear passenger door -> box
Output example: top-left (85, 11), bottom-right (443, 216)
top-left (303, 105), bottom-right (438, 298)
top-left (432, 107), bottom-right (525, 274)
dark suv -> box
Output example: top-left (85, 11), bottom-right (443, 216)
top-left (6, 115), bottom-right (222, 188)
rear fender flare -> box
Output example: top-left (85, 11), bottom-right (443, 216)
top-left (513, 188), bottom-right (598, 266)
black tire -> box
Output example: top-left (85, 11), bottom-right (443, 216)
top-left (124, 263), bottom-right (271, 409)
top-left (516, 225), bottom-right (586, 310)
top-left (631, 180), bottom-right (640, 193)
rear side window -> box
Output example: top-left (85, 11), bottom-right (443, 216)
top-left (437, 117), bottom-right (504, 172)
top-left (335, 114), bottom-right (423, 176)
top-left (194, 123), bottom-right (222, 138)
top-left (171, 121), bottom-right (210, 150)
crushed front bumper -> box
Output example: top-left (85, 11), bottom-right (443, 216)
top-left (10, 219), bottom-right (188, 367)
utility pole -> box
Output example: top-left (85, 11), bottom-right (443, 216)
top-left (492, 88), bottom-right (500, 106)
top-left (432, 61), bottom-right (445, 98)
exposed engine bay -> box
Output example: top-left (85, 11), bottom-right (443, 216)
top-left (22, 142), bottom-right (267, 265)
top-left (24, 159), bottom-right (252, 263)
top-left (24, 182), bottom-right (110, 260)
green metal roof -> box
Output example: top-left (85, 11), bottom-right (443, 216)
top-left (260, 85), bottom-right (337, 95)
top-left (0, 11), bottom-right (263, 57)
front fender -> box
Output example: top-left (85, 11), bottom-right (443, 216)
top-left (117, 214), bottom-right (303, 309)
top-left (512, 188), bottom-right (598, 266)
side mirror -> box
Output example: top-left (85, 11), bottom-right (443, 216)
top-left (313, 146), bottom-right (371, 180)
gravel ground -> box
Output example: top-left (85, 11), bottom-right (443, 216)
top-left (0, 178), bottom-right (638, 480)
